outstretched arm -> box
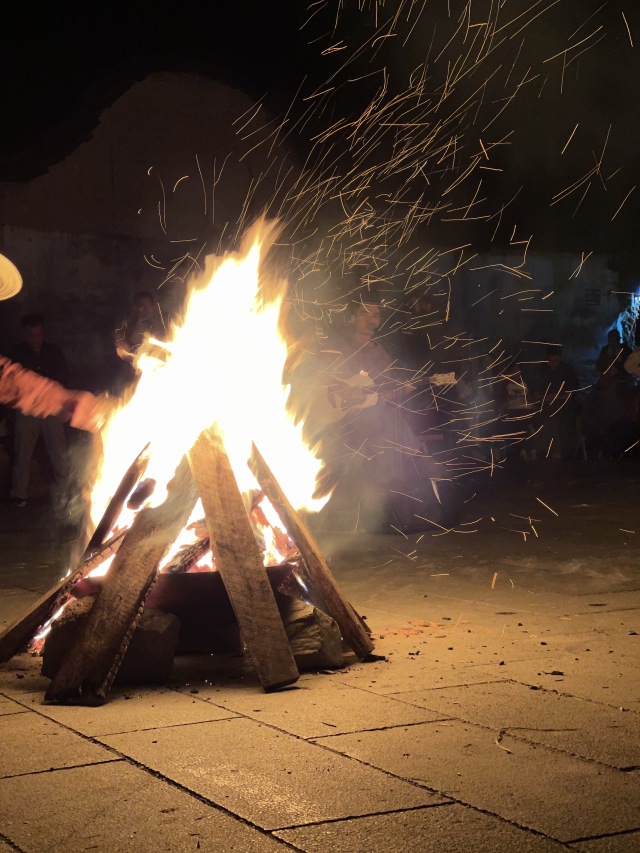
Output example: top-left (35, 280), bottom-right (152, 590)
top-left (0, 355), bottom-right (111, 432)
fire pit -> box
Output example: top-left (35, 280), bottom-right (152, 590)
top-left (0, 221), bottom-right (374, 703)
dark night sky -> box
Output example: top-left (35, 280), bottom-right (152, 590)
top-left (0, 2), bottom-right (315, 176)
top-left (1, 1), bottom-right (639, 257)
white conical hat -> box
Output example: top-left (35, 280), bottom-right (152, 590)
top-left (0, 253), bottom-right (23, 300)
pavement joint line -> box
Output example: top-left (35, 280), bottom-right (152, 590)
top-left (574, 588), bottom-right (640, 597)
top-left (380, 676), bottom-right (640, 714)
top-left (496, 677), bottom-right (640, 713)
top-left (344, 679), bottom-right (509, 697)
top-left (269, 801), bottom-right (451, 831)
top-left (95, 709), bottom-right (457, 810)
top-left (165, 684), bottom-right (458, 741)
top-left (278, 747), bottom-right (577, 849)
top-left (152, 669), bottom-right (639, 766)
top-left (0, 691), bottom-right (29, 718)
top-left (0, 757), bottom-right (124, 782)
top-left (492, 728), bottom-right (640, 773)
top-left (310, 716), bottom-right (453, 739)
top-left (71, 743), bottom-right (347, 851)
top-left (569, 606), bottom-right (640, 615)
top-left (30, 712), bottom-right (240, 737)
top-left (565, 826), bottom-right (640, 844)
top-left (380, 703), bottom-right (637, 772)
top-left (0, 829), bottom-right (26, 853)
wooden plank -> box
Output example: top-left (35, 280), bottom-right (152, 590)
top-left (250, 443), bottom-right (374, 659)
top-left (45, 457), bottom-right (198, 704)
top-left (84, 443), bottom-right (150, 554)
top-left (188, 427), bottom-right (299, 691)
top-left (0, 532), bottom-right (126, 665)
top-left (0, 445), bottom-right (150, 665)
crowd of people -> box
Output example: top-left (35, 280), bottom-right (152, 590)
top-left (3, 246), bottom-right (640, 533)
top-left (287, 300), bottom-right (640, 531)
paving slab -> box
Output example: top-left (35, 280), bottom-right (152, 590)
top-left (185, 679), bottom-right (445, 738)
top-left (329, 639), bottom-right (530, 695)
top-left (0, 652), bottom-right (51, 697)
top-left (574, 831), bottom-right (640, 852)
top-left (100, 717), bottom-right (445, 829)
top-left (15, 686), bottom-right (237, 736)
top-left (508, 608), bottom-right (640, 638)
top-left (0, 695), bottom-right (26, 716)
top-left (393, 681), bottom-right (640, 768)
top-left (275, 803), bottom-right (569, 852)
top-left (317, 721), bottom-right (640, 842)
top-left (0, 711), bottom-right (116, 778)
top-left (475, 655), bottom-right (640, 711)
top-left (0, 760), bottom-right (287, 852)
top-left (533, 631), bottom-right (640, 667)
top-left (362, 612), bottom-right (571, 667)
top-left (527, 608), bottom-right (640, 634)
top-left (0, 588), bottom-right (42, 630)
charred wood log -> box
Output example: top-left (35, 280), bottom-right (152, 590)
top-left (0, 443), bottom-right (149, 664)
top-left (84, 443), bottom-right (150, 554)
top-left (0, 530), bottom-right (127, 664)
top-left (42, 599), bottom-right (180, 687)
top-left (162, 538), bottom-right (211, 574)
top-left (275, 594), bottom-right (344, 670)
top-left (188, 426), bottom-right (299, 691)
top-left (250, 442), bottom-right (374, 659)
top-left (45, 456), bottom-right (198, 704)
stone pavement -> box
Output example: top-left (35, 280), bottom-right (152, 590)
top-left (0, 460), bottom-right (639, 851)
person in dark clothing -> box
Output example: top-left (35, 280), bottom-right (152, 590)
top-left (582, 372), bottom-right (640, 458)
top-left (292, 300), bottom-right (446, 532)
top-left (9, 314), bottom-right (69, 506)
top-left (113, 290), bottom-right (166, 392)
top-left (116, 290), bottom-right (165, 355)
top-left (596, 329), bottom-right (632, 382)
top-left (531, 346), bottom-right (580, 459)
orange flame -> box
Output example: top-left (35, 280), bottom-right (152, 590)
top-left (89, 220), bottom-right (327, 552)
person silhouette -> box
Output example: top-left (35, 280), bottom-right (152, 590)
top-left (9, 314), bottom-right (70, 506)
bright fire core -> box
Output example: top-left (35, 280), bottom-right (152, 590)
top-left (88, 220), bottom-right (327, 573)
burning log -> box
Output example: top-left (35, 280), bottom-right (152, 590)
top-left (275, 594), bottom-right (344, 670)
top-left (162, 537), bottom-right (211, 573)
top-left (41, 599), bottom-right (180, 686)
top-left (187, 426), bottom-right (299, 691)
top-left (0, 447), bottom-right (151, 664)
top-left (81, 530), bottom-right (127, 569)
top-left (45, 457), bottom-right (198, 704)
top-left (84, 444), bottom-right (150, 554)
top-left (67, 568), bottom-right (343, 671)
top-left (1, 223), bottom-right (377, 704)
top-left (0, 531), bottom-right (127, 664)
top-left (250, 443), bottom-right (374, 660)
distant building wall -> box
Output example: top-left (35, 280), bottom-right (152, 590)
top-left (0, 72), bottom-right (298, 390)
top-left (404, 251), bottom-right (624, 387)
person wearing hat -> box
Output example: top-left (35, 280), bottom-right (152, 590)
top-left (0, 253), bottom-right (107, 443)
